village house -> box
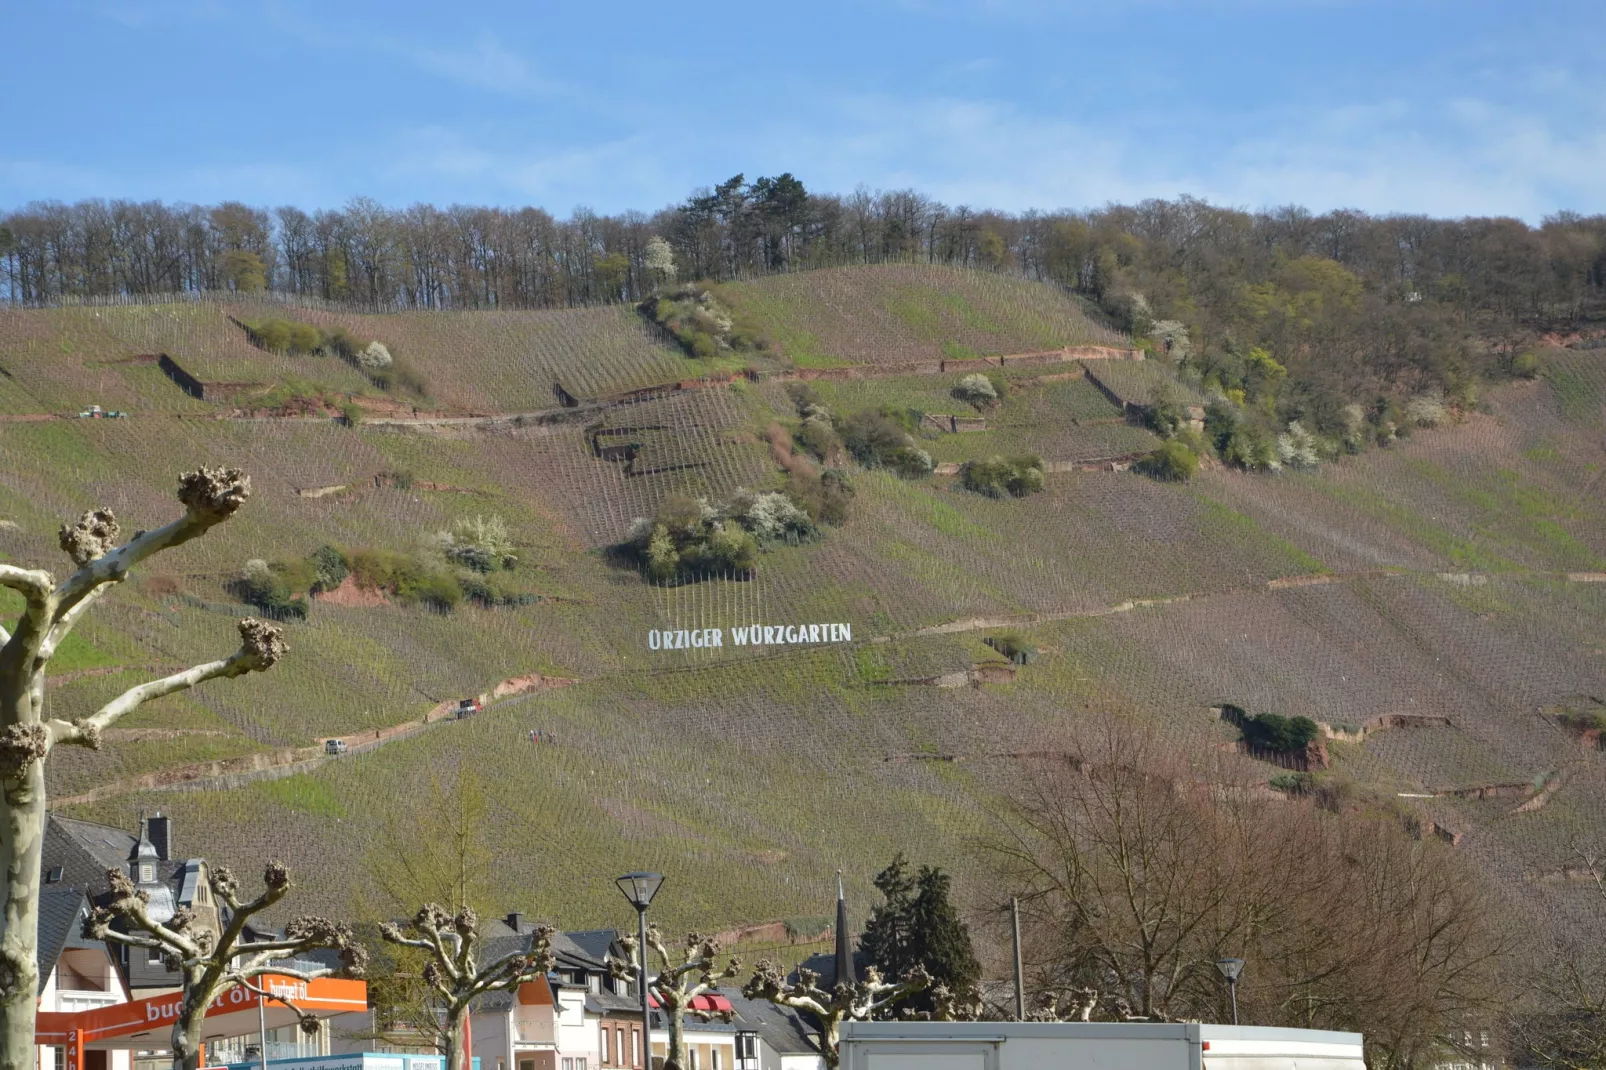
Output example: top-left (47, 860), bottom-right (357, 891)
top-left (466, 917), bottom-right (821, 1070)
top-left (39, 814), bottom-right (337, 1070)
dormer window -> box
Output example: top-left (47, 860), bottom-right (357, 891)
top-left (588, 973), bottom-right (601, 994)
top-left (139, 862), bottom-right (155, 883)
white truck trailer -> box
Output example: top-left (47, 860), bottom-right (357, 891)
top-left (838, 1021), bottom-right (1366, 1070)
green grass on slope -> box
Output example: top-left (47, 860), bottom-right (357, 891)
top-left (724, 264), bottom-right (1123, 368)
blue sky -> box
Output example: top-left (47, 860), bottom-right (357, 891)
top-left (3, 0), bottom-right (1603, 221)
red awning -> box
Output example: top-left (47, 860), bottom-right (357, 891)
top-left (647, 993), bottom-right (733, 1014)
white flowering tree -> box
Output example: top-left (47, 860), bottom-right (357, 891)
top-left (0, 468), bottom-right (286, 1070)
top-left (644, 237), bottom-right (677, 285)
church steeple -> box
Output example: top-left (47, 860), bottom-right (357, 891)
top-left (129, 813), bottom-right (159, 885)
top-left (834, 870), bottom-right (855, 987)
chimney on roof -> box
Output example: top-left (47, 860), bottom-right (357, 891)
top-left (505, 912), bottom-right (523, 933)
top-left (147, 812), bottom-right (171, 862)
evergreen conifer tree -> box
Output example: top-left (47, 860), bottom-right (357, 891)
top-left (858, 854), bottom-right (980, 1014)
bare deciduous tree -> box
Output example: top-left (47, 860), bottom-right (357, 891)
top-left (743, 960), bottom-right (931, 1069)
top-left (987, 721), bottom-right (1507, 1069)
top-left (86, 862), bottom-right (365, 1070)
top-left (1506, 842), bottom-right (1606, 1070)
top-left (379, 906), bottom-right (554, 1070)
top-left (609, 928), bottom-right (740, 1070)
top-left (0, 467), bottom-right (284, 1070)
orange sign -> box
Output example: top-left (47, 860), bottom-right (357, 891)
top-left (38, 976), bottom-right (367, 1047)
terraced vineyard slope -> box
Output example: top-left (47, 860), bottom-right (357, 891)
top-left (1, 265), bottom-right (1603, 944)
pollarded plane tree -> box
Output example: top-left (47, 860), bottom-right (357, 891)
top-left (85, 862), bottom-right (366, 1070)
top-left (379, 906), bottom-right (555, 1070)
top-left (608, 928), bottom-right (742, 1070)
top-left (742, 960), bottom-right (931, 1070)
top-left (0, 467), bottom-right (286, 1070)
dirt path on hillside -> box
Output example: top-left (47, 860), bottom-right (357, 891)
top-left (48, 672), bottom-right (576, 808)
top-left (50, 565), bottom-right (1598, 810)
top-left (3, 345), bottom-right (1140, 426)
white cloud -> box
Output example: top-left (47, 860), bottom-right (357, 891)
top-left (375, 35), bottom-right (555, 99)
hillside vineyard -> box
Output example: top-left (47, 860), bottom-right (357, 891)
top-left (1, 252), bottom-right (1604, 1054)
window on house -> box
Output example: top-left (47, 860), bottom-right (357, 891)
top-left (139, 862), bottom-right (155, 882)
top-left (601, 1029), bottom-right (610, 1065)
top-left (632, 1031), bottom-right (640, 1068)
top-left (52, 1046), bottom-right (65, 1070)
top-left (588, 973), bottom-right (601, 994)
top-left (689, 1049), bottom-right (698, 1070)
top-left (712, 1049), bottom-right (720, 1070)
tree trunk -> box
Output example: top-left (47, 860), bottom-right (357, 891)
top-left (171, 986), bottom-right (209, 1070)
top-left (663, 1006), bottom-right (684, 1070)
top-left (821, 1015), bottom-right (843, 1070)
top-left (0, 759), bottom-right (46, 1070)
top-left (444, 1005), bottom-right (468, 1070)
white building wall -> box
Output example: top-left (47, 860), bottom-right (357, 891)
top-left (552, 992), bottom-right (596, 1067)
top-left (36, 955), bottom-right (133, 1070)
top-left (471, 1009), bottom-right (513, 1070)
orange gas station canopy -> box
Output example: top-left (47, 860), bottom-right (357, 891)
top-left (38, 975), bottom-right (367, 1064)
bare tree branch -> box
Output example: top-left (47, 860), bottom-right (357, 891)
top-left (744, 961), bottom-right (931, 1069)
top-left (378, 905), bottom-right (554, 1070)
top-left (52, 468), bottom-right (250, 611)
top-left (85, 863), bottom-right (364, 1070)
top-left (52, 618), bottom-right (285, 748)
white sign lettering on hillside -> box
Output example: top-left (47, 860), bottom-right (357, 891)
top-left (647, 623), bottom-right (853, 650)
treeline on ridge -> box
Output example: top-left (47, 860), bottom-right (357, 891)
top-left (5, 179), bottom-right (1602, 462)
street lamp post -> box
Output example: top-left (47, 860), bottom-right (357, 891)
top-left (617, 872), bottom-right (665, 1070)
top-left (1215, 958), bottom-right (1245, 1026)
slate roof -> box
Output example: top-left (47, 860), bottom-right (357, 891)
top-left (585, 990), bottom-right (640, 1015)
top-left (794, 950), bottom-right (868, 991)
top-left (43, 816), bottom-right (138, 893)
top-left (564, 929), bottom-right (620, 964)
top-left (35, 887), bottom-right (91, 995)
top-left (720, 989), bottom-right (821, 1056)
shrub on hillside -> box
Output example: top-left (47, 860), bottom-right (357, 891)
top-left (786, 382), bottom-right (822, 413)
top-left (784, 467), bottom-right (854, 526)
top-left (309, 544), bottom-right (348, 592)
top-left (1242, 712), bottom-right (1320, 753)
top-left (347, 547), bottom-right (463, 611)
top-left (984, 633), bottom-right (1034, 664)
top-left (624, 494), bottom-right (759, 583)
top-left (1405, 390), bottom-right (1449, 427)
top-left (1510, 350), bottom-right (1541, 379)
top-left (1269, 772), bottom-right (1316, 794)
top-left (1276, 420), bottom-right (1321, 469)
top-left (788, 388), bottom-right (844, 463)
top-left (1557, 710), bottom-right (1606, 734)
top-left (242, 317), bottom-right (322, 355)
top-left (952, 373), bottom-right (998, 409)
top-left (839, 406), bottom-right (932, 477)
top-left (1150, 319), bottom-right (1191, 362)
top-left (795, 415), bottom-right (843, 463)
top-left (358, 340), bottom-right (393, 370)
top-left (435, 514), bottom-right (518, 573)
top-left (727, 490), bottom-right (818, 546)
top-left (239, 317), bottom-right (427, 398)
top-left (1135, 440), bottom-right (1199, 482)
top-left (961, 455), bottom-right (1044, 498)
top-left (234, 559), bottom-right (308, 620)
top-left (640, 283), bottom-right (769, 359)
